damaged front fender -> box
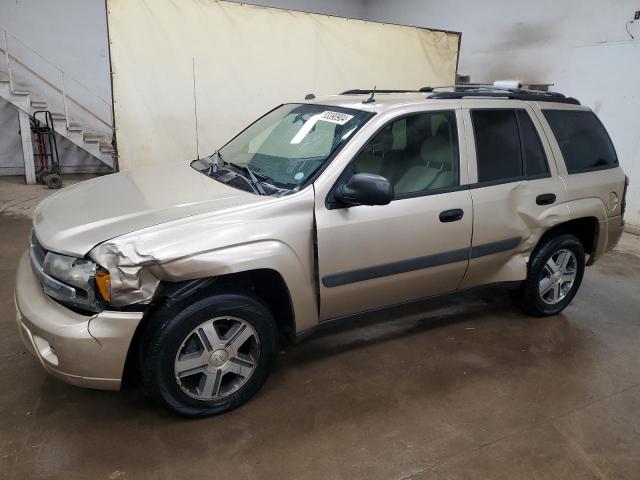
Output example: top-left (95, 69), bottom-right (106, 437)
top-left (90, 241), bottom-right (160, 307)
top-left (87, 187), bottom-right (318, 331)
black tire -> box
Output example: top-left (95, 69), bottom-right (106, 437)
top-left (45, 173), bottom-right (63, 189)
top-left (141, 290), bottom-right (278, 417)
top-left (37, 170), bottom-right (50, 184)
top-left (514, 234), bottom-right (585, 316)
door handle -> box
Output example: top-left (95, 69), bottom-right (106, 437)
top-left (536, 193), bottom-right (556, 205)
top-left (439, 208), bottom-right (464, 223)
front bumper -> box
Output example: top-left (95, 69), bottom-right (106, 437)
top-left (15, 251), bottom-right (144, 390)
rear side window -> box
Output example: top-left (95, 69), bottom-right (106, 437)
top-left (543, 110), bottom-right (618, 174)
top-left (471, 109), bottom-right (549, 183)
top-left (517, 110), bottom-right (549, 177)
top-left (473, 110), bottom-right (522, 182)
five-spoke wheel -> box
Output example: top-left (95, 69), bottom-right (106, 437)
top-left (538, 249), bottom-right (577, 305)
top-left (174, 316), bottom-right (260, 400)
top-left (141, 291), bottom-right (278, 417)
top-left (513, 234), bottom-right (585, 316)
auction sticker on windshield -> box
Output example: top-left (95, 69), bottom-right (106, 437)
top-left (290, 111), bottom-right (354, 144)
top-left (319, 111), bottom-right (354, 125)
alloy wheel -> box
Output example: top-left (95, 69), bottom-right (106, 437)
top-left (538, 249), bottom-right (577, 305)
top-left (174, 316), bottom-right (260, 400)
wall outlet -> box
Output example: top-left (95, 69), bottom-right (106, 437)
top-left (635, 10), bottom-right (640, 20)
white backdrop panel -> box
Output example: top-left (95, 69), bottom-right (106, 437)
top-left (107, 0), bottom-right (460, 169)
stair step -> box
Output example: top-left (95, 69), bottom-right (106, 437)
top-left (83, 132), bottom-right (103, 143)
top-left (99, 141), bottom-right (115, 153)
top-left (1, 82), bottom-right (114, 170)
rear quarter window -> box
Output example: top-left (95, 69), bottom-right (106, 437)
top-left (543, 110), bottom-right (618, 174)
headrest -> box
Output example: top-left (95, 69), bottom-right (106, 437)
top-left (410, 114), bottom-right (431, 134)
top-left (365, 125), bottom-right (394, 153)
top-left (434, 122), bottom-right (449, 138)
top-left (420, 126), bottom-right (452, 167)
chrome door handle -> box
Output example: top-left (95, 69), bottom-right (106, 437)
top-left (439, 209), bottom-right (464, 222)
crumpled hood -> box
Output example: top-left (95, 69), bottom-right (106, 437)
top-left (33, 163), bottom-right (265, 256)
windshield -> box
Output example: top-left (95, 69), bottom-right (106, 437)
top-left (193, 103), bottom-right (372, 194)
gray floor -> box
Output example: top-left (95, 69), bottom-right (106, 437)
top-left (1, 182), bottom-right (640, 479)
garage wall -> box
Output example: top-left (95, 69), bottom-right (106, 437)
top-left (0, 0), bottom-right (368, 176)
top-left (0, 0), bottom-right (112, 117)
top-left (230, 0), bottom-right (367, 18)
top-left (0, 0), bottom-right (112, 175)
top-left (0, 0), bottom-right (366, 114)
top-left (365, 0), bottom-right (640, 228)
top-left (108, 0), bottom-right (459, 169)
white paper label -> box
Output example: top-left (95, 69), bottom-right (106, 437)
top-left (318, 111), bottom-right (354, 125)
top-left (290, 111), bottom-right (354, 144)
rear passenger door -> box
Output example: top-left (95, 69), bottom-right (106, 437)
top-left (460, 101), bottom-right (569, 289)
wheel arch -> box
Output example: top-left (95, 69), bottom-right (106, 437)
top-left (535, 216), bottom-right (599, 261)
top-left (121, 268), bottom-right (298, 386)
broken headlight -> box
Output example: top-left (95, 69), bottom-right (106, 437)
top-left (39, 252), bottom-right (107, 312)
top-left (43, 252), bottom-right (96, 291)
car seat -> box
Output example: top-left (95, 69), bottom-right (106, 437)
top-left (395, 123), bottom-right (455, 194)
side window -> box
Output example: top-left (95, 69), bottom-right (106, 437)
top-left (517, 110), bottom-right (549, 177)
top-left (472, 109), bottom-right (550, 183)
top-left (472, 110), bottom-right (522, 182)
top-left (351, 111), bottom-right (459, 196)
top-left (543, 110), bottom-right (618, 174)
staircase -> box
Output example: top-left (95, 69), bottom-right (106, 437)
top-left (0, 26), bottom-right (115, 181)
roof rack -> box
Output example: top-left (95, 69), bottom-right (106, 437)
top-left (340, 89), bottom-right (425, 95)
top-left (339, 84), bottom-right (580, 105)
top-left (426, 85), bottom-right (580, 105)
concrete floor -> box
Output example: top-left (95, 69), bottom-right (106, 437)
top-left (0, 175), bottom-right (103, 217)
top-left (1, 189), bottom-right (640, 479)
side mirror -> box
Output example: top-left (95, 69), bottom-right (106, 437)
top-left (335, 173), bottom-right (394, 207)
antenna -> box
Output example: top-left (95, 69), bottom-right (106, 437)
top-left (192, 57), bottom-right (200, 159)
top-left (362, 85), bottom-right (376, 104)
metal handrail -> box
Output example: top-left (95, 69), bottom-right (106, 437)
top-left (0, 24), bottom-right (112, 130)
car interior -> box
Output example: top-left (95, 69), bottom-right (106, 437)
top-left (351, 112), bottom-right (459, 196)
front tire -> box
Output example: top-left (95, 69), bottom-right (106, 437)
top-left (141, 291), bottom-right (278, 417)
top-left (514, 234), bottom-right (585, 316)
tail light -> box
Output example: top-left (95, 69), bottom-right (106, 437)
top-left (621, 175), bottom-right (629, 217)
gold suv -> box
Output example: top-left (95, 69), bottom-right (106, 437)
top-left (15, 86), bottom-right (628, 416)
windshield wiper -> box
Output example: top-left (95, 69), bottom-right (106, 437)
top-left (230, 162), bottom-right (266, 195)
top-left (207, 150), bottom-right (224, 175)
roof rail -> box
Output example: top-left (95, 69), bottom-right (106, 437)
top-left (340, 89), bottom-right (422, 95)
top-left (426, 85), bottom-right (580, 105)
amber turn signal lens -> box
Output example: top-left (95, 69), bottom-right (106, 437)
top-left (95, 271), bottom-right (111, 302)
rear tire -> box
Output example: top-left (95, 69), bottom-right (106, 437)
top-left (141, 290), bottom-right (278, 417)
top-left (514, 234), bottom-right (585, 316)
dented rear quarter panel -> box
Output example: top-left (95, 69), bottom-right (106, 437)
top-left (532, 101), bottom-right (626, 261)
top-left (459, 100), bottom-right (571, 289)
